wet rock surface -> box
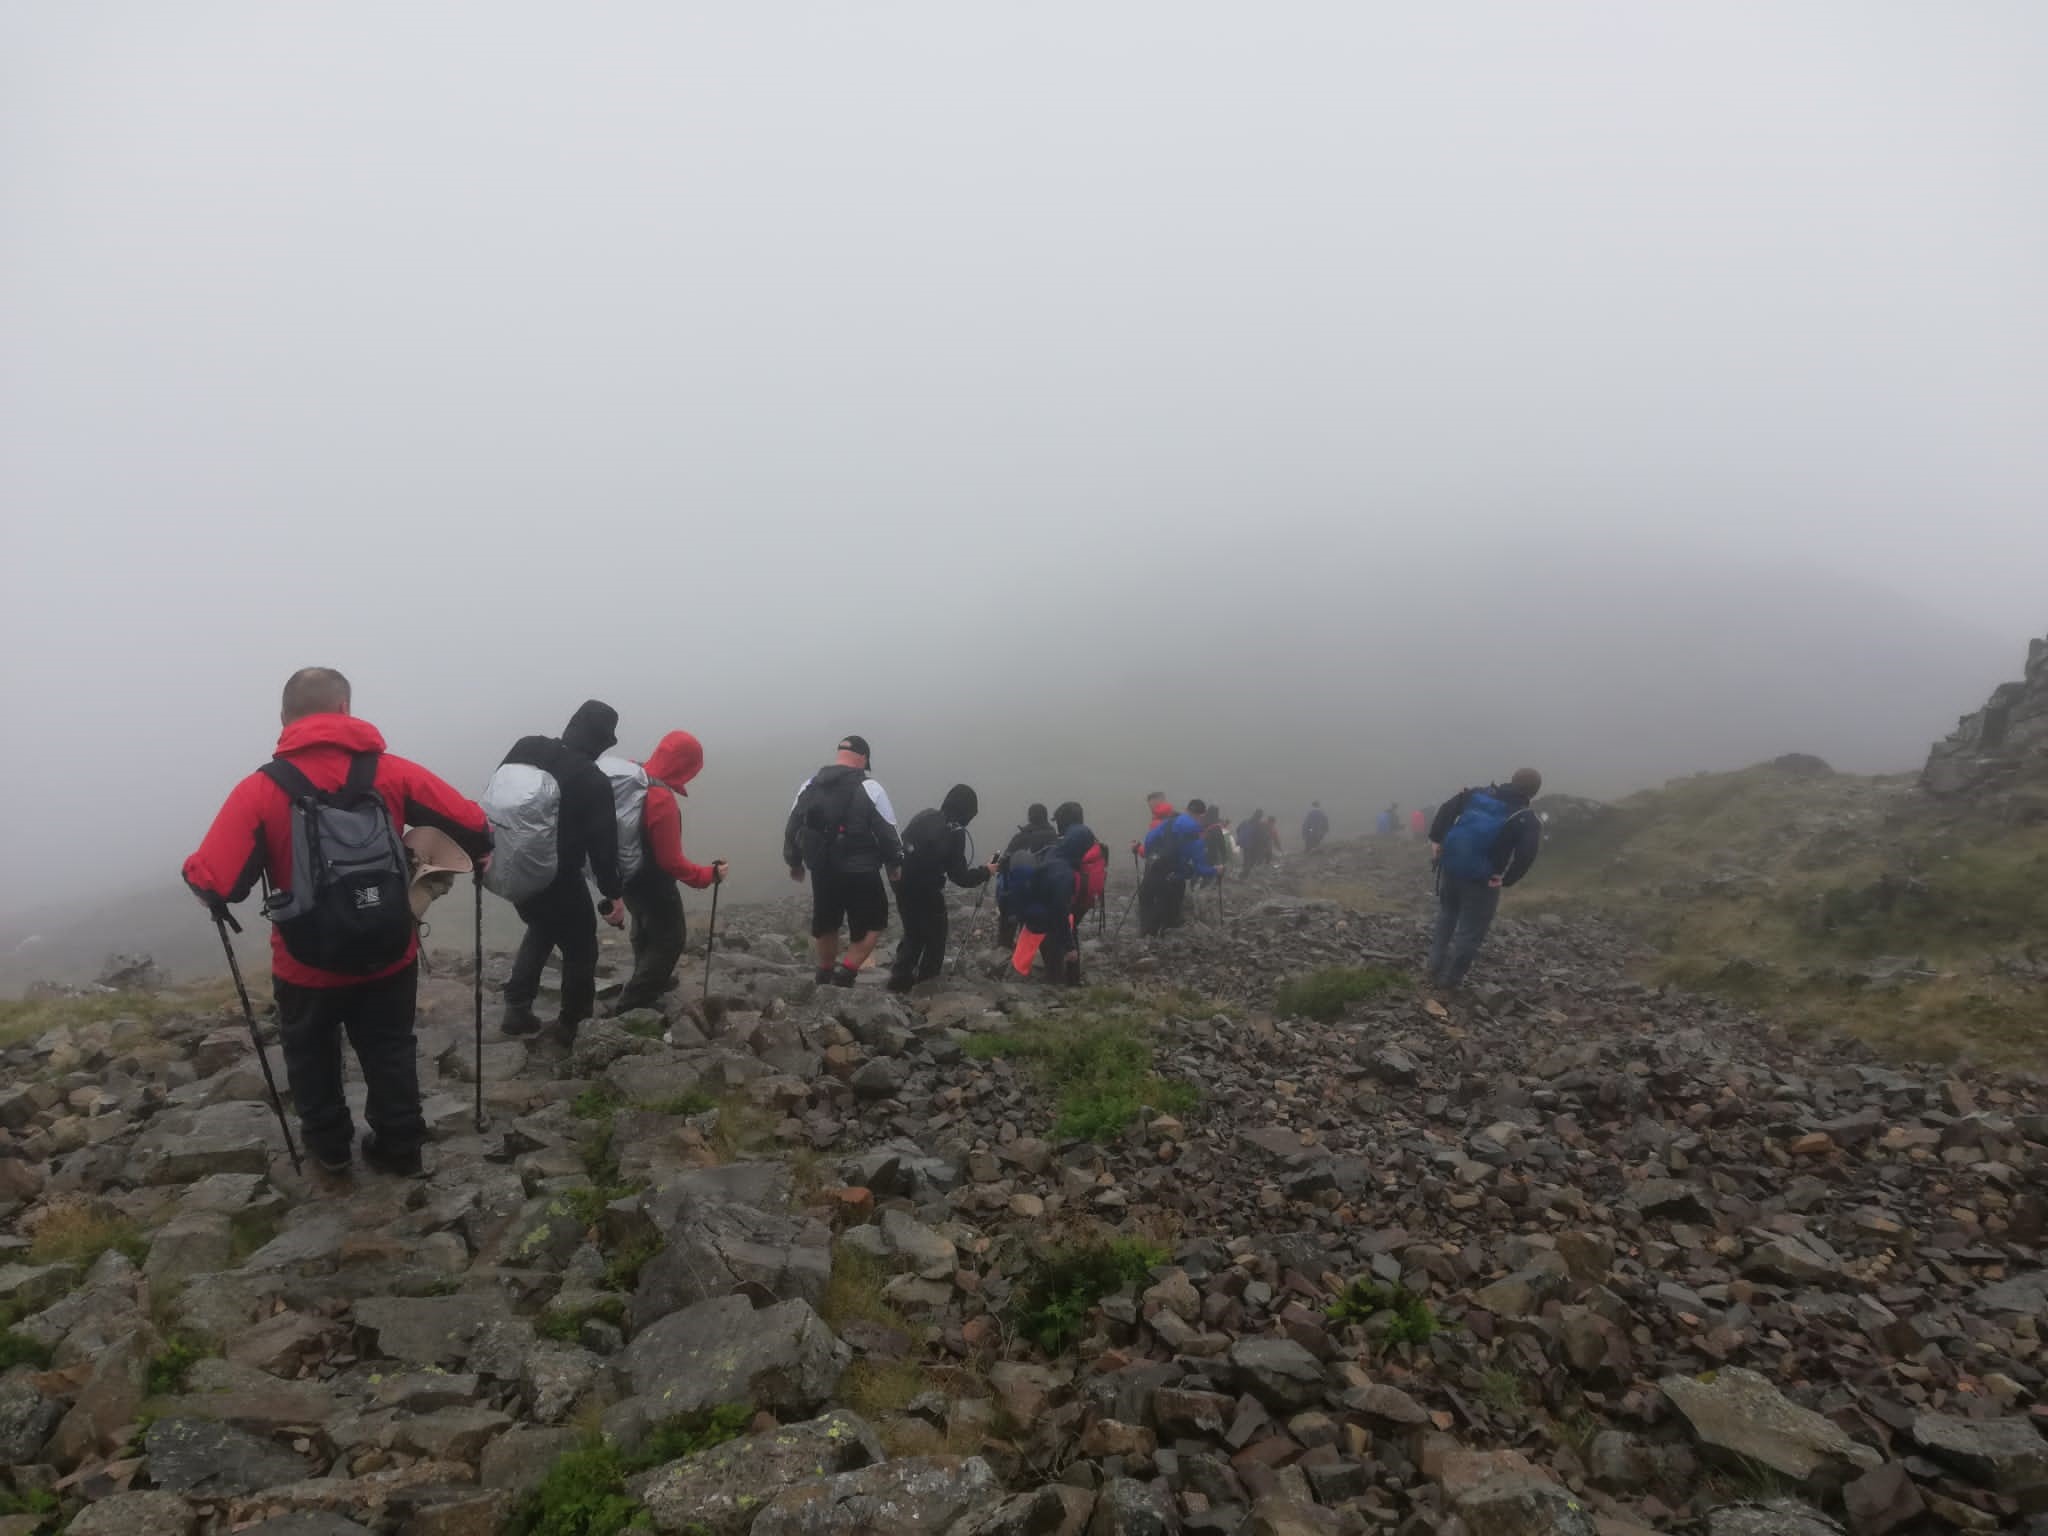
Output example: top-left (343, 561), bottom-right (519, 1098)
top-left (0, 837), bottom-right (2042, 1533)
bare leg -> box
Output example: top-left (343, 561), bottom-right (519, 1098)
top-left (814, 933), bottom-right (840, 970)
top-left (842, 931), bottom-right (882, 970)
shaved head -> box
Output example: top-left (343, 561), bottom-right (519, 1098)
top-left (281, 667), bottom-right (351, 724)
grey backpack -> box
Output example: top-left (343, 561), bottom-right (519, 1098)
top-left (258, 753), bottom-right (413, 974)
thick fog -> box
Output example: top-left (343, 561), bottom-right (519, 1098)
top-left (4, 4), bottom-right (2046, 980)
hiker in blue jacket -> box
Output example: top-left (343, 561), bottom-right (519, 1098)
top-left (1426, 769), bottom-right (1543, 988)
top-left (1137, 798), bottom-right (1219, 936)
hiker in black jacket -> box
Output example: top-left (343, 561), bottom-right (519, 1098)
top-left (1426, 768), bottom-right (1543, 988)
top-left (783, 735), bottom-right (904, 988)
top-left (501, 700), bottom-right (626, 1039)
top-left (888, 784), bottom-right (993, 993)
top-left (998, 804), bottom-right (1057, 948)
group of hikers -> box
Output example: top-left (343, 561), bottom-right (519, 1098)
top-left (181, 668), bottom-right (1543, 1180)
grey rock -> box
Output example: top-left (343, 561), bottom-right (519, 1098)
top-left (0, 1372), bottom-right (62, 1464)
top-left (1911, 1411), bottom-right (2048, 1495)
top-left (481, 1424), bottom-right (579, 1494)
top-left (630, 1195), bottom-right (830, 1332)
top-left (1451, 1469), bottom-right (1596, 1536)
top-left (522, 1340), bottom-right (602, 1425)
top-left (618, 1295), bottom-right (847, 1417)
top-left (749, 1455), bottom-right (1000, 1536)
top-left (144, 1212), bottom-right (235, 1286)
top-left (632, 1409), bottom-right (885, 1536)
top-left (1841, 1463), bottom-right (1924, 1536)
top-left (1972, 1269), bottom-right (2048, 1316)
top-left (65, 1491), bottom-right (199, 1536)
top-left (1228, 1336), bottom-right (1326, 1413)
top-left (144, 1414), bottom-right (313, 1495)
top-left (1662, 1369), bottom-right (1880, 1491)
top-left (237, 1517), bottom-right (375, 1536)
top-left (1088, 1476), bottom-right (1179, 1536)
top-left (1705, 1501), bottom-right (1845, 1536)
top-left (953, 1486), bottom-right (1096, 1536)
top-left (353, 1295), bottom-right (512, 1367)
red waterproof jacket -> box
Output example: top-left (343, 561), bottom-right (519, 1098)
top-left (638, 732), bottom-right (717, 889)
top-left (1075, 842), bottom-right (1108, 915)
top-left (182, 714), bottom-right (491, 988)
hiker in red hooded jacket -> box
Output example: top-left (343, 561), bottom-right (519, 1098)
top-left (182, 668), bottom-right (491, 1178)
top-left (606, 731), bottom-right (727, 1013)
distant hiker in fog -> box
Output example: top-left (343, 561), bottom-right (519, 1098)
top-left (1409, 807), bottom-right (1427, 839)
top-left (601, 732), bottom-right (726, 1014)
top-left (1202, 803), bottom-right (1231, 871)
top-left (1136, 795), bottom-right (1216, 936)
top-left (1426, 768), bottom-right (1544, 989)
top-left (1000, 816), bottom-right (1099, 984)
top-left (784, 735), bottom-right (903, 988)
top-left (1377, 803), bottom-right (1398, 836)
top-left (183, 667), bottom-right (492, 1178)
top-left (485, 700), bottom-right (626, 1043)
top-left (1239, 808), bottom-right (1272, 873)
top-left (1302, 801), bottom-right (1329, 852)
top-left (998, 803), bottom-right (1058, 948)
top-left (1055, 802), bottom-right (1108, 935)
top-left (889, 784), bottom-right (991, 994)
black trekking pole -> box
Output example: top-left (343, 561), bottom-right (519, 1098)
top-left (953, 879), bottom-right (990, 977)
top-left (211, 907), bottom-right (302, 1174)
top-left (1217, 870), bottom-right (1226, 927)
top-left (1110, 851), bottom-right (1142, 940)
top-left (472, 872), bottom-right (487, 1133)
top-left (701, 867), bottom-right (723, 1012)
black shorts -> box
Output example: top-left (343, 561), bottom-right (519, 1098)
top-left (812, 870), bottom-right (890, 940)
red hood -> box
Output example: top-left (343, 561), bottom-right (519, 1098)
top-left (275, 714), bottom-right (388, 756)
top-left (644, 731), bottom-right (703, 795)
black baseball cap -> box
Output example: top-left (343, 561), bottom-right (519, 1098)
top-left (838, 734), bottom-right (872, 764)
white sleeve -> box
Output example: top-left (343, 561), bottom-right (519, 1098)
top-left (864, 779), bottom-right (899, 827)
top-left (789, 777), bottom-right (813, 811)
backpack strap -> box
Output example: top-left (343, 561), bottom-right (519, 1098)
top-left (259, 757), bottom-right (321, 802)
top-left (342, 751), bottom-right (383, 798)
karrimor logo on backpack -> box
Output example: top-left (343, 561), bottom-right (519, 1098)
top-left (258, 753), bottom-right (414, 974)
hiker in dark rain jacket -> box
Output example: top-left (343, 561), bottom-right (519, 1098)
top-left (888, 784), bottom-right (992, 992)
top-left (1426, 768), bottom-right (1543, 989)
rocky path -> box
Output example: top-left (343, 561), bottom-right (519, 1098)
top-left (0, 840), bottom-right (2042, 1535)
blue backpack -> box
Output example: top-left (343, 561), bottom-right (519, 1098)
top-left (1440, 790), bottom-right (1520, 882)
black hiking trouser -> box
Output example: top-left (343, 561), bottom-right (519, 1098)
top-left (1138, 864), bottom-right (1180, 937)
top-left (889, 879), bottom-right (948, 990)
top-left (618, 874), bottom-right (686, 1013)
top-left (507, 873), bottom-right (599, 1028)
top-left (1428, 876), bottom-right (1501, 987)
top-left (274, 962), bottom-right (422, 1163)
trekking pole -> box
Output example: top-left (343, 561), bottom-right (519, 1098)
top-left (953, 879), bottom-right (990, 977)
top-left (472, 872), bottom-right (487, 1133)
top-left (701, 867), bottom-right (723, 1011)
top-left (1111, 852), bottom-right (1142, 940)
top-left (211, 907), bottom-right (302, 1175)
top-left (1217, 870), bottom-right (1226, 927)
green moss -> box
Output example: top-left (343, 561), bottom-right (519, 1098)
top-left (640, 1091), bottom-right (717, 1116)
top-left (1011, 1236), bottom-right (1168, 1355)
top-left (506, 1405), bottom-right (750, 1536)
top-left (1273, 966), bottom-right (1407, 1022)
top-left (539, 1295), bottom-right (626, 1343)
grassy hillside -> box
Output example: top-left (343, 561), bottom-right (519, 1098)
top-left (1523, 762), bottom-right (2048, 1065)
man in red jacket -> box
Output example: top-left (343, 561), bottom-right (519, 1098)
top-left (612, 731), bottom-right (727, 1013)
top-left (182, 668), bottom-right (492, 1178)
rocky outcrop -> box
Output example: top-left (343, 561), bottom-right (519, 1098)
top-left (1924, 632), bottom-right (2048, 794)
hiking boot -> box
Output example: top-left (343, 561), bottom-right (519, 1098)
top-left (814, 967), bottom-right (836, 987)
top-left (361, 1134), bottom-right (425, 1179)
top-left (310, 1146), bottom-right (353, 1177)
top-left (884, 975), bottom-right (913, 995)
top-left (544, 1019), bottom-right (580, 1051)
top-left (500, 1002), bottom-right (543, 1038)
top-left (831, 965), bottom-right (859, 989)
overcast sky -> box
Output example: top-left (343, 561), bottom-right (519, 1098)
top-left (3, 3), bottom-right (2046, 930)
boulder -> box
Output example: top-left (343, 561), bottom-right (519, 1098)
top-left (1705, 1502), bottom-right (1845, 1536)
top-left (1228, 1336), bottom-right (1326, 1413)
top-left (618, 1295), bottom-right (847, 1417)
top-left (1087, 1477), bottom-right (1179, 1536)
top-left (353, 1295), bottom-right (511, 1367)
top-left (65, 1491), bottom-right (199, 1536)
top-left (632, 1409), bottom-right (886, 1536)
top-left (629, 1196), bottom-right (831, 1331)
top-left (749, 1455), bottom-right (1000, 1536)
top-left (1910, 1411), bottom-right (2048, 1495)
top-left (1661, 1369), bottom-right (1880, 1491)
top-left (0, 1372), bottom-right (62, 1464)
top-left (144, 1414), bottom-right (314, 1495)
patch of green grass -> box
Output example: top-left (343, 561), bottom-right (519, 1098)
top-left (602, 1238), bottom-right (660, 1295)
top-left (1011, 1236), bottom-right (1167, 1355)
top-left (964, 1003), bottom-right (1197, 1141)
top-left (506, 1405), bottom-right (750, 1536)
top-left (616, 1013), bottom-right (669, 1040)
top-left (0, 1486), bottom-right (59, 1519)
top-left (0, 977), bottom-right (243, 1049)
top-left (571, 1085), bottom-right (622, 1124)
top-left (0, 1329), bottom-right (51, 1370)
top-left (1326, 1277), bottom-right (1437, 1346)
top-left (28, 1208), bottom-right (147, 1269)
top-left (1273, 966), bottom-right (1407, 1022)
top-left (146, 1333), bottom-right (209, 1396)
top-left (1479, 1367), bottom-right (1527, 1416)
top-left (539, 1295), bottom-right (626, 1344)
top-left (820, 1247), bottom-right (910, 1334)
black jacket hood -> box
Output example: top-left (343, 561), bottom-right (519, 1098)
top-left (563, 700), bottom-right (619, 757)
top-left (942, 784), bottom-right (979, 825)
